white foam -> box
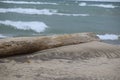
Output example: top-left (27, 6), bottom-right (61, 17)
top-left (0, 8), bottom-right (89, 16)
top-left (79, 2), bottom-right (87, 6)
top-left (0, 20), bottom-right (48, 33)
top-left (0, 1), bottom-right (58, 5)
top-left (97, 34), bottom-right (119, 40)
top-left (79, 2), bottom-right (117, 8)
top-left (0, 34), bottom-right (7, 38)
top-left (54, 13), bottom-right (89, 16)
top-left (89, 4), bottom-right (117, 8)
top-left (0, 8), bottom-right (57, 15)
top-left (77, 0), bottom-right (120, 2)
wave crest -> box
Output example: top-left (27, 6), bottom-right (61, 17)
top-left (0, 8), bottom-right (57, 15)
top-left (0, 1), bottom-right (58, 5)
top-left (97, 34), bottom-right (120, 40)
top-left (79, 2), bottom-right (118, 8)
top-left (77, 0), bottom-right (120, 2)
top-left (0, 20), bottom-right (48, 33)
top-left (0, 8), bottom-right (89, 16)
top-left (0, 34), bottom-right (7, 38)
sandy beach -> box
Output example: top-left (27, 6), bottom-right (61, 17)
top-left (0, 0), bottom-right (120, 79)
top-left (0, 33), bottom-right (120, 80)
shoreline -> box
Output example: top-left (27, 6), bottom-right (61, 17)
top-left (102, 40), bottom-right (120, 45)
top-left (1, 33), bottom-right (120, 46)
top-left (0, 32), bottom-right (120, 80)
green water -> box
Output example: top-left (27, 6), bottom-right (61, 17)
top-left (0, 0), bottom-right (120, 37)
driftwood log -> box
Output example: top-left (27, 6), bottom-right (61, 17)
top-left (0, 32), bottom-right (99, 57)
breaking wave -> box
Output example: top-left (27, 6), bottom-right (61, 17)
top-left (0, 20), bottom-right (48, 33)
top-left (0, 1), bottom-right (58, 5)
top-left (54, 13), bottom-right (89, 16)
top-left (0, 8), bottom-right (57, 15)
top-left (0, 34), bottom-right (7, 38)
top-left (0, 8), bottom-right (89, 16)
top-left (89, 4), bottom-right (117, 8)
top-left (97, 34), bottom-right (120, 40)
top-left (77, 0), bottom-right (120, 2)
top-left (79, 2), bottom-right (118, 8)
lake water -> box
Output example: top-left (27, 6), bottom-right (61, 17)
top-left (0, 0), bottom-right (120, 43)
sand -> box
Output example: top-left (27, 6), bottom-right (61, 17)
top-left (0, 41), bottom-right (120, 80)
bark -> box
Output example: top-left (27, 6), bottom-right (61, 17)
top-left (0, 32), bottom-right (99, 57)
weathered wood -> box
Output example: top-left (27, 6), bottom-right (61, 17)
top-left (0, 32), bottom-right (99, 57)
